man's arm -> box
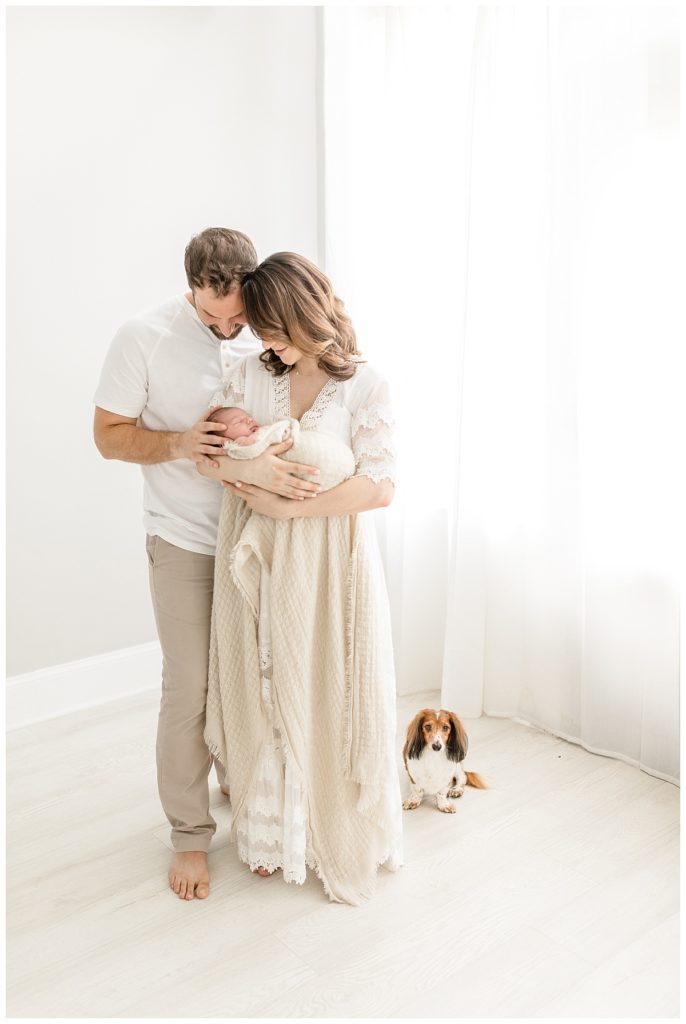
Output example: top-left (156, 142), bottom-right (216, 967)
top-left (94, 408), bottom-right (321, 496)
top-left (93, 407), bottom-right (228, 467)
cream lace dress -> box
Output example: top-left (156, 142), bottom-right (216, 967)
top-left (208, 354), bottom-right (403, 897)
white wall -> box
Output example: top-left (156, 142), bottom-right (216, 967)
top-left (6, 6), bottom-right (320, 675)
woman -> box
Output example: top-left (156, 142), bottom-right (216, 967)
top-left (202, 253), bottom-right (402, 905)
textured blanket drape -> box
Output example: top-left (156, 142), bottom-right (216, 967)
top-left (204, 493), bottom-right (401, 904)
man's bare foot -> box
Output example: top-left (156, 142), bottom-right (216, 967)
top-left (168, 851), bottom-right (210, 900)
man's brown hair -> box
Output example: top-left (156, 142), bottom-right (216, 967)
top-left (184, 228), bottom-right (258, 297)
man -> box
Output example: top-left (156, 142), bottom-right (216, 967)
top-left (93, 228), bottom-right (320, 900)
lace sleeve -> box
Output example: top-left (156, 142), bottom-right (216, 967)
top-left (350, 375), bottom-right (396, 485)
top-left (208, 356), bottom-right (247, 409)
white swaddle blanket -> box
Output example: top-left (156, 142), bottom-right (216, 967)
top-left (223, 417), bottom-right (355, 492)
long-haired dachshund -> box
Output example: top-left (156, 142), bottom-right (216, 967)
top-left (402, 708), bottom-right (487, 813)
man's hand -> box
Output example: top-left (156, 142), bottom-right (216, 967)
top-left (177, 412), bottom-right (228, 468)
top-left (238, 439), bottom-right (321, 498)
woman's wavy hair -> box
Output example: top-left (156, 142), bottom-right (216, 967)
top-left (241, 252), bottom-right (361, 380)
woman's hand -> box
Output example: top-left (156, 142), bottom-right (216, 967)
top-left (223, 482), bottom-right (302, 520)
top-left (197, 438), bottom-right (320, 497)
top-left (247, 440), bottom-right (320, 498)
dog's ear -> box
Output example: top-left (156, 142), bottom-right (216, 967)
top-left (403, 711), bottom-right (427, 762)
top-left (446, 711), bottom-right (468, 764)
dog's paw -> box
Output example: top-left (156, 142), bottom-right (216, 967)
top-left (438, 802), bottom-right (457, 813)
top-left (448, 786), bottom-right (465, 798)
top-left (403, 799), bottom-right (421, 810)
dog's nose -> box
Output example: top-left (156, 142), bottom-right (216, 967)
top-left (432, 741), bottom-right (442, 751)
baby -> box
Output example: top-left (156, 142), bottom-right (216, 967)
top-left (207, 406), bottom-right (355, 492)
top-left (207, 406), bottom-right (295, 454)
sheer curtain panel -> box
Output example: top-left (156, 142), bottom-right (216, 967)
top-left (322, 6), bottom-right (681, 783)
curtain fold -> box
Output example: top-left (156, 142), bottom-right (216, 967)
top-left (322, 5), bottom-right (680, 783)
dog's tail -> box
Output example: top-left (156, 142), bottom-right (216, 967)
top-left (465, 771), bottom-right (487, 789)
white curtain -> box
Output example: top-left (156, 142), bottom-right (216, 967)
top-left (322, 5), bottom-right (680, 784)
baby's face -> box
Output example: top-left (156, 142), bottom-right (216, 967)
top-left (214, 408), bottom-right (262, 440)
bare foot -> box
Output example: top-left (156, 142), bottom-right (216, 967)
top-left (168, 851), bottom-right (210, 900)
top-left (252, 866), bottom-right (276, 877)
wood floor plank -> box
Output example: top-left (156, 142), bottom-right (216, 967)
top-left (6, 687), bottom-right (679, 1018)
top-left (533, 912), bottom-right (680, 1017)
top-left (532, 845), bottom-right (679, 967)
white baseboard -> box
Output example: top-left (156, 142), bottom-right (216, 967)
top-left (6, 642), bottom-right (162, 731)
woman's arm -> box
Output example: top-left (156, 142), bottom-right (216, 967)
top-left (221, 474), bottom-right (394, 519)
top-left (292, 475), bottom-right (393, 516)
top-left (197, 442), bottom-right (321, 500)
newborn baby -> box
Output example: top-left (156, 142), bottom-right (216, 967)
top-left (207, 405), bottom-right (355, 492)
top-left (208, 406), bottom-right (294, 451)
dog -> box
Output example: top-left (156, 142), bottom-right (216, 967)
top-left (402, 708), bottom-right (487, 813)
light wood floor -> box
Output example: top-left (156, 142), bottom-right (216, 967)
top-left (6, 688), bottom-right (680, 1018)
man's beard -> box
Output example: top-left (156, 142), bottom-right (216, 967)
top-left (209, 322), bottom-right (245, 341)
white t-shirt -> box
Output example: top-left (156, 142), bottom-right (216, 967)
top-left (93, 294), bottom-right (260, 555)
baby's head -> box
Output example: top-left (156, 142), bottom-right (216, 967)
top-left (208, 406), bottom-right (262, 441)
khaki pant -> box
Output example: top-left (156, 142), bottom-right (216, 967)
top-left (146, 534), bottom-right (221, 852)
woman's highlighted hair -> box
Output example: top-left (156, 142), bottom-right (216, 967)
top-left (242, 252), bottom-right (361, 380)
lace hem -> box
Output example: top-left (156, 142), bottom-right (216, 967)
top-left (355, 463), bottom-right (396, 485)
top-left (352, 433), bottom-right (396, 484)
top-left (351, 401), bottom-right (395, 435)
top-left (235, 830), bottom-right (403, 889)
top-left (235, 832), bottom-right (320, 886)
top-left (351, 407), bottom-right (396, 484)
top-left (353, 438), bottom-right (396, 462)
